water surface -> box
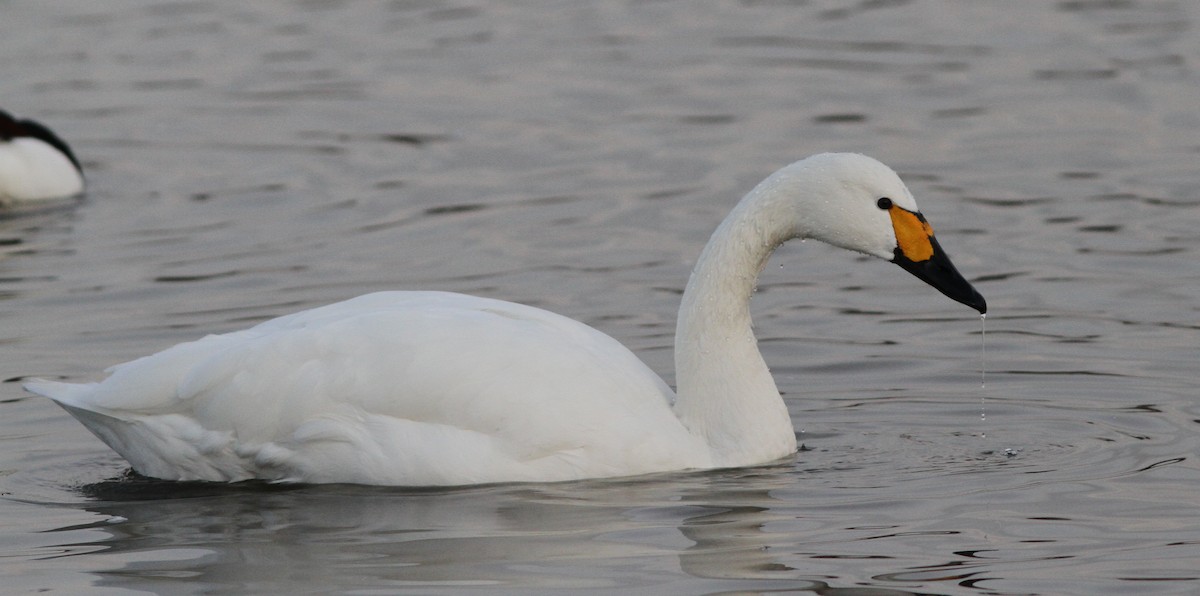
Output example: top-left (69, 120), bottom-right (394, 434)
top-left (3, 1), bottom-right (1199, 594)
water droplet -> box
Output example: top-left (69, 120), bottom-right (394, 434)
top-left (979, 313), bottom-right (987, 390)
top-left (979, 313), bottom-right (988, 442)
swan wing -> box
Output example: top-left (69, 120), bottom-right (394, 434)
top-left (28, 292), bottom-right (702, 485)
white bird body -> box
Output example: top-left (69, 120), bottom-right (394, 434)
top-left (0, 109), bottom-right (84, 204)
top-left (30, 292), bottom-right (708, 484)
top-left (27, 153), bottom-right (986, 486)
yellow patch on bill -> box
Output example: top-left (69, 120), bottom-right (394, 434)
top-left (889, 207), bottom-right (935, 262)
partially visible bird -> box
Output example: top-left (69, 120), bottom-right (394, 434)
top-left (0, 108), bottom-right (84, 204)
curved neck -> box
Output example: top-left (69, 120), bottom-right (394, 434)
top-left (672, 183), bottom-right (800, 466)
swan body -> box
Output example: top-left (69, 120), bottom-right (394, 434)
top-left (0, 109), bottom-right (84, 204)
top-left (26, 153), bottom-right (986, 486)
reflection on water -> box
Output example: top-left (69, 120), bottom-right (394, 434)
top-left (30, 432), bottom-right (1198, 595)
top-left (3, 0), bottom-right (1200, 594)
top-left (26, 472), bottom-right (1007, 594)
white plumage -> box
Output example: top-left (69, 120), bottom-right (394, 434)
top-left (26, 153), bottom-right (986, 486)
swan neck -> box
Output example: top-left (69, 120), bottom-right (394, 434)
top-left (673, 185), bottom-right (799, 466)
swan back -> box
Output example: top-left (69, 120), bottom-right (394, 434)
top-left (28, 292), bottom-right (709, 484)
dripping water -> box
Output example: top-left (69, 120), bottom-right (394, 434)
top-left (977, 314), bottom-right (1017, 457)
top-left (980, 313), bottom-right (987, 389)
top-left (979, 313), bottom-right (987, 438)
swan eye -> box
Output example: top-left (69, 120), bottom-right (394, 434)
top-left (877, 197), bottom-right (893, 210)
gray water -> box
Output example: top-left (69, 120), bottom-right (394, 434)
top-left (2, 1), bottom-right (1198, 594)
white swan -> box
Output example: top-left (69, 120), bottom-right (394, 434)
top-left (26, 153), bottom-right (985, 486)
top-left (0, 109), bottom-right (85, 204)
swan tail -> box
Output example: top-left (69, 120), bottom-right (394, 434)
top-left (24, 379), bottom-right (256, 482)
top-left (23, 379), bottom-right (101, 410)
top-left (23, 380), bottom-right (133, 448)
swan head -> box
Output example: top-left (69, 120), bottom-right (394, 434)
top-left (767, 153), bottom-right (986, 314)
